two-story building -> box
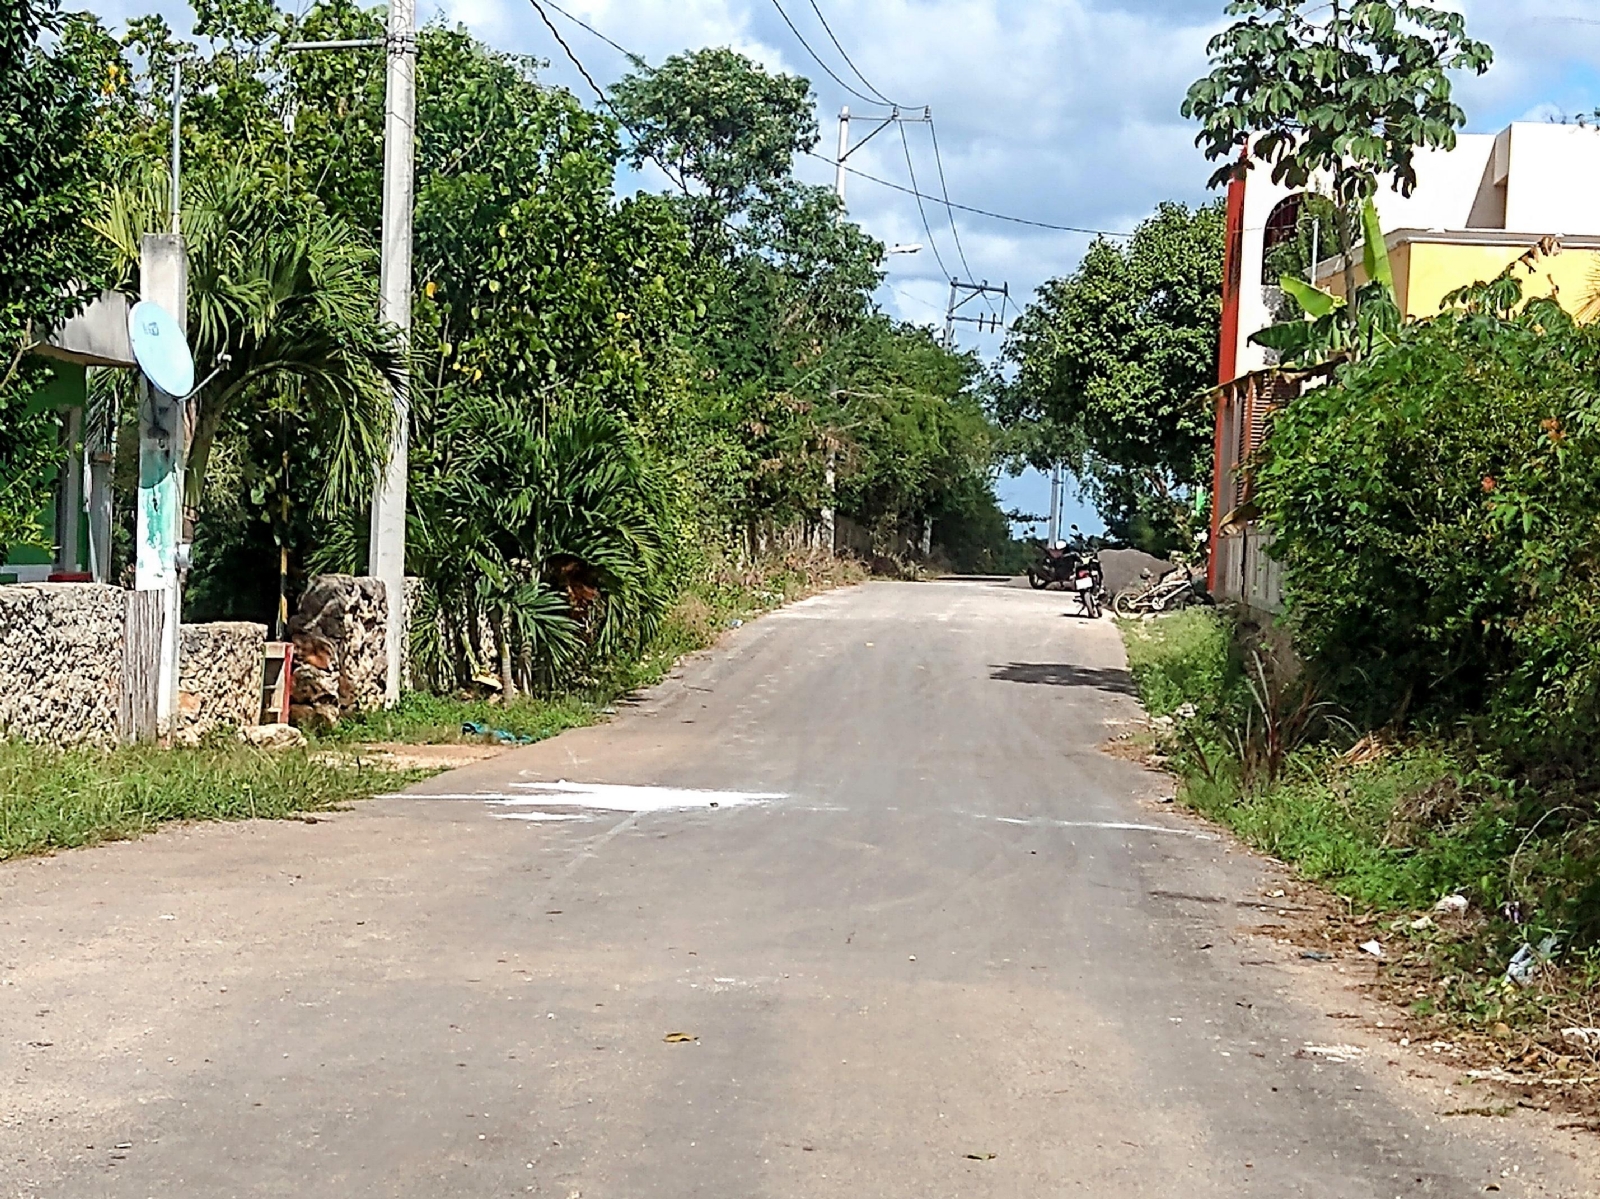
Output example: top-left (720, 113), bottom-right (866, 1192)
top-left (1210, 122), bottom-right (1600, 614)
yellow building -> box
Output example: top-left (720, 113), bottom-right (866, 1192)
top-left (1320, 229), bottom-right (1600, 319)
top-left (1212, 121), bottom-right (1600, 612)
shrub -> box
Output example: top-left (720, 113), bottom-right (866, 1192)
top-left (1119, 608), bottom-right (1242, 721)
top-left (1256, 289), bottom-right (1600, 768)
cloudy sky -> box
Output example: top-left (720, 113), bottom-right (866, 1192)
top-left (81, 0), bottom-right (1600, 530)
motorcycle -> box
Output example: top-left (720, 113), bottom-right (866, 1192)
top-left (1027, 528), bottom-right (1105, 618)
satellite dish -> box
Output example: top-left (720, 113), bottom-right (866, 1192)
top-left (127, 300), bottom-right (195, 398)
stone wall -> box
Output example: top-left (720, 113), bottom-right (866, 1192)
top-left (0, 583), bottom-right (126, 748)
top-left (177, 622), bottom-right (266, 743)
top-left (289, 575), bottom-right (387, 730)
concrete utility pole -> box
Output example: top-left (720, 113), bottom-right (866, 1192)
top-left (834, 107), bottom-right (850, 203)
top-left (1048, 464), bottom-right (1062, 545)
top-left (136, 233), bottom-right (188, 731)
top-left (368, 0), bottom-right (418, 704)
top-left (942, 278), bottom-right (1009, 348)
top-left (133, 65), bottom-right (187, 731)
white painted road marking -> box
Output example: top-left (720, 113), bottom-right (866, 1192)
top-left (503, 779), bottom-right (786, 812)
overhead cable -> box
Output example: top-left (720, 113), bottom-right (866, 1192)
top-left (805, 151), bottom-right (1131, 237)
top-left (765, 0), bottom-right (895, 108)
top-left (525, 0), bottom-right (691, 194)
top-left (529, 0), bottom-right (1129, 241)
top-left (804, 0), bottom-right (904, 107)
top-left (897, 121), bottom-right (951, 278)
top-left (926, 115), bottom-right (991, 311)
top-left (538, 0), bottom-right (647, 67)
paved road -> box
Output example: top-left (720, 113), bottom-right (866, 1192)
top-left (2, 581), bottom-right (1589, 1197)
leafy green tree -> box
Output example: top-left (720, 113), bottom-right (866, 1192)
top-left (612, 47), bottom-right (816, 232)
top-left (0, 0), bottom-right (107, 558)
top-left (1182, 0), bottom-right (1491, 294)
top-left (402, 30), bottom-right (697, 690)
top-left (1001, 201), bottom-right (1226, 554)
top-left (97, 158), bottom-right (401, 542)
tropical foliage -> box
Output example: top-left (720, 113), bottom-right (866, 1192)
top-left (1182, 0), bottom-right (1491, 296)
top-left (1000, 201), bottom-right (1225, 554)
top-left (1257, 277), bottom-right (1600, 765)
top-left (1, 0), bottom-right (1013, 686)
top-left (0, 0), bottom-right (107, 558)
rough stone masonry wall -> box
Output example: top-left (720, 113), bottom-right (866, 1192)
top-left (289, 575), bottom-right (387, 730)
top-left (0, 583), bottom-right (126, 748)
top-left (177, 622), bottom-right (266, 743)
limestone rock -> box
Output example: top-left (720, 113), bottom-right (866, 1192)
top-left (0, 583), bottom-right (125, 748)
top-left (240, 722), bottom-right (307, 750)
top-left (288, 575), bottom-right (388, 729)
top-left (177, 621), bottom-right (267, 741)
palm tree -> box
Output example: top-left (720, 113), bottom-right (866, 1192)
top-left (96, 158), bottom-right (401, 534)
top-left (409, 392), bottom-right (672, 695)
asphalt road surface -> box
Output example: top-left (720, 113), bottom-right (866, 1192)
top-left (2, 581), bottom-right (1591, 1197)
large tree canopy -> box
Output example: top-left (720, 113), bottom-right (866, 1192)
top-left (1000, 200), bottom-right (1226, 554)
top-left (1182, 0), bottom-right (1490, 297)
top-left (0, 0), bottom-right (106, 558)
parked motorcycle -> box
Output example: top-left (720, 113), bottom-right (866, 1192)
top-left (1027, 528), bottom-right (1105, 618)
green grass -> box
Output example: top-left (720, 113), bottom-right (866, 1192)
top-left (1119, 608), bottom-right (1243, 720)
top-left (0, 739), bottom-right (426, 860)
top-left (1117, 610), bottom-right (1600, 1041)
top-left (319, 691), bottom-right (600, 746)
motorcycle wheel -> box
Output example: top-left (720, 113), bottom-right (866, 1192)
top-left (1111, 590), bottom-right (1141, 617)
top-left (1084, 591), bottom-right (1102, 619)
top-left (1027, 570), bottom-right (1048, 590)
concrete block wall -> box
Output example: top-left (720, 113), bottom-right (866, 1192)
top-left (0, 584), bottom-right (270, 748)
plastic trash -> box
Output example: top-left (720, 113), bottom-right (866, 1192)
top-left (1359, 940), bottom-right (1384, 958)
top-left (1505, 934), bottom-right (1559, 986)
top-left (1434, 894), bottom-right (1469, 915)
top-left (461, 721), bottom-right (535, 745)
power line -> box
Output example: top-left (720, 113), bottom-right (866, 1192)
top-left (530, 0), bottom-right (1129, 242)
top-left (804, 0), bottom-right (903, 107)
top-left (524, 0), bottom-right (691, 195)
top-left (538, 0), bottom-right (647, 67)
top-left (806, 151), bottom-right (1131, 237)
top-left (926, 115), bottom-right (990, 313)
top-left (897, 120), bottom-right (950, 279)
top-left (765, 0), bottom-right (894, 109)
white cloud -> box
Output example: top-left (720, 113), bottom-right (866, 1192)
top-left (78, 0), bottom-right (1589, 343)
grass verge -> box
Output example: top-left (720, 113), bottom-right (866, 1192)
top-left (0, 551), bottom-right (863, 862)
top-left (0, 739), bottom-right (426, 861)
top-left (1118, 609), bottom-right (1600, 1102)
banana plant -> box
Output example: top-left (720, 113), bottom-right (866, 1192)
top-left (1250, 198), bottom-right (1400, 367)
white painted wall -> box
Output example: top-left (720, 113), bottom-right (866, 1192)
top-left (1500, 123), bottom-right (1600, 235)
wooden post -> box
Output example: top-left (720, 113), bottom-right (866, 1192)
top-left (120, 589), bottom-right (164, 742)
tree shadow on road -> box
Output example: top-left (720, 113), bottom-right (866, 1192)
top-left (989, 662), bottom-right (1140, 696)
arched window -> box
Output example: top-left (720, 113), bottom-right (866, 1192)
top-left (1261, 194), bottom-right (1305, 284)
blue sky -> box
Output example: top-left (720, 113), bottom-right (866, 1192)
top-left (79, 0), bottom-right (1600, 538)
